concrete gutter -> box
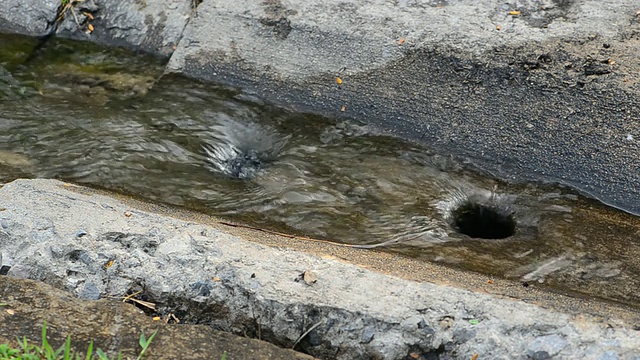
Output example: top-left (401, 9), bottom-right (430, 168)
top-left (165, 0), bottom-right (640, 215)
top-left (1, 0), bottom-right (639, 213)
top-left (1, 179), bottom-right (639, 359)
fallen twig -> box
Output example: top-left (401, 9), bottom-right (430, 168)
top-left (292, 320), bottom-right (323, 349)
top-left (112, 291), bottom-right (157, 311)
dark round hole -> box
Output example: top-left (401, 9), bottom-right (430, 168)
top-left (452, 201), bottom-right (516, 239)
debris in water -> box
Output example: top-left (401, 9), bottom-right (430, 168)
top-left (521, 255), bottom-right (572, 283)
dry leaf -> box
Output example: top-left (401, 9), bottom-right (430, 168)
top-left (487, 279), bottom-right (493, 284)
top-left (83, 12), bottom-right (94, 20)
top-left (408, 353), bottom-right (420, 359)
top-left (508, 10), bottom-right (521, 15)
top-left (213, 277), bottom-right (221, 282)
top-left (340, 104), bottom-right (347, 112)
top-left (153, 316), bottom-right (161, 321)
top-left (335, 77), bottom-right (343, 85)
top-left (471, 354), bottom-right (479, 360)
top-left (105, 260), bottom-right (114, 269)
top-left (6, 309), bottom-right (15, 315)
top-left (398, 37), bottom-right (406, 45)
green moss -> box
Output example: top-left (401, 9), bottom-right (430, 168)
top-left (0, 34), bottom-right (39, 70)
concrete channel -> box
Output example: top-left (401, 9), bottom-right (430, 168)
top-left (2, 1), bottom-right (640, 359)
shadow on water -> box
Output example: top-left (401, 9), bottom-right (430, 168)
top-left (1, 34), bottom-right (640, 308)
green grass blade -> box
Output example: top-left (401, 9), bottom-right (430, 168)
top-left (85, 340), bottom-right (94, 360)
top-left (63, 335), bottom-right (72, 360)
top-left (136, 330), bottom-right (158, 360)
top-left (96, 348), bottom-right (109, 360)
top-left (139, 332), bottom-right (147, 348)
top-left (41, 321), bottom-right (48, 350)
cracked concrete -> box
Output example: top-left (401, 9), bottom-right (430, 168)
top-left (1, 179), bottom-right (640, 359)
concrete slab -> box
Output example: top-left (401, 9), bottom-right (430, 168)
top-left (1, 179), bottom-right (639, 359)
top-left (167, 0), bottom-right (640, 214)
top-left (0, 0), bottom-right (193, 58)
top-left (0, 0), bottom-right (57, 37)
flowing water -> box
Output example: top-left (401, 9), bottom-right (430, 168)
top-left (1, 34), bottom-right (640, 308)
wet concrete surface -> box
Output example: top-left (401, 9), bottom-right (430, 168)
top-left (2, 36), bottom-right (639, 311)
top-left (166, 0), bottom-right (640, 215)
top-left (101, 183), bottom-right (640, 326)
top-left (1, 0), bottom-right (639, 216)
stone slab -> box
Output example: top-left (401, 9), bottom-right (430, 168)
top-left (167, 0), bottom-right (640, 215)
top-left (0, 0), bottom-right (193, 58)
top-left (0, 0), bottom-right (57, 37)
top-left (1, 179), bottom-right (639, 359)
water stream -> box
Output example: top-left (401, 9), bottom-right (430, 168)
top-left (1, 34), bottom-right (639, 308)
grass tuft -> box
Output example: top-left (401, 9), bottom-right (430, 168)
top-left (0, 322), bottom-right (157, 360)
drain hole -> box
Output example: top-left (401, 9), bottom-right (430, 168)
top-left (452, 201), bottom-right (515, 239)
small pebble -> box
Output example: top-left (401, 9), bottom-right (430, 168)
top-left (75, 230), bottom-right (88, 237)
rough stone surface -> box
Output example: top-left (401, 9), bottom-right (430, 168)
top-left (1, 179), bottom-right (640, 359)
top-left (0, 276), bottom-right (315, 360)
top-left (167, 0), bottom-right (640, 215)
top-left (68, 0), bottom-right (192, 57)
top-left (0, 0), bottom-right (57, 37)
top-left (0, 0), bottom-right (193, 58)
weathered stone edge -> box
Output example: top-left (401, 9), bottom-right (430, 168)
top-left (0, 179), bottom-right (638, 359)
